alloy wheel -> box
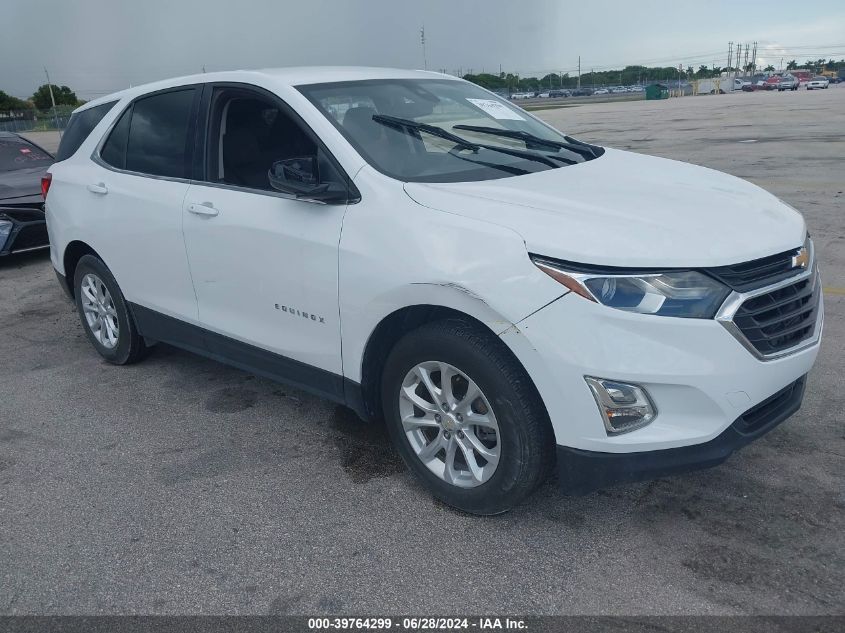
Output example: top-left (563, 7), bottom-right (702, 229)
top-left (80, 273), bottom-right (120, 349)
top-left (399, 361), bottom-right (500, 488)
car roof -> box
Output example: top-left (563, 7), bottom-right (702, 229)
top-left (0, 131), bottom-right (23, 139)
top-left (74, 66), bottom-right (458, 114)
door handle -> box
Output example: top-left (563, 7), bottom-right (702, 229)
top-left (187, 202), bottom-right (219, 217)
top-left (87, 183), bottom-right (108, 195)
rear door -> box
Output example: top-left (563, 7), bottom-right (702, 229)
top-left (90, 86), bottom-right (201, 323)
top-left (181, 84), bottom-right (352, 392)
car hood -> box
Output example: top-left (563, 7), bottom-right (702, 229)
top-left (0, 166), bottom-right (47, 202)
top-left (403, 148), bottom-right (805, 268)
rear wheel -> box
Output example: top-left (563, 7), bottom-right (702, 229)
top-left (381, 319), bottom-right (555, 515)
top-left (73, 255), bottom-right (149, 365)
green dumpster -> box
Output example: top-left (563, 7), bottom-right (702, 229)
top-left (645, 83), bottom-right (669, 100)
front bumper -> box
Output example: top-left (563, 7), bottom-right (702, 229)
top-left (509, 281), bottom-right (822, 453)
top-left (0, 206), bottom-right (48, 256)
top-left (557, 375), bottom-right (806, 494)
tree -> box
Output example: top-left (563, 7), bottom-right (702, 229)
top-left (764, 64), bottom-right (775, 72)
top-left (786, 60), bottom-right (798, 70)
top-left (0, 90), bottom-right (31, 111)
top-left (31, 84), bottom-right (78, 109)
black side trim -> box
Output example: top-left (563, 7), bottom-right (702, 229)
top-left (129, 303), bottom-right (366, 415)
top-left (557, 375), bottom-right (806, 495)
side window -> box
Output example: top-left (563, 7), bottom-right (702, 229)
top-left (123, 89), bottom-right (196, 179)
top-left (55, 101), bottom-right (117, 162)
top-left (100, 105), bottom-right (131, 169)
top-left (207, 88), bottom-right (342, 192)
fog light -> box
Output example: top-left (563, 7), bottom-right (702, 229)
top-left (585, 376), bottom-right (656, 435)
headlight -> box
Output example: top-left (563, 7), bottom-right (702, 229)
top-left (532, 256), bottom-right (731, 318)
top-left (0, 220), bottom-right (12, 250)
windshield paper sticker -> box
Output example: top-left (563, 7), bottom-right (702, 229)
top-left (466, 98), bottom-right (525, 120)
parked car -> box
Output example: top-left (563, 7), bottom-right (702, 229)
top-left (778, 74), bottom-right (800, 91)
top-left (734, 78), bottom-right (751, 90)
top-left (45, 68), bottom-right (822, 514)
top-left (806, 77), bottom-right (830, 90)
top-left (0, 131), bottom-right (53, 256)
top-left (548, 89), bottom-right (570, 98)
top-left (570, 88), bottom-right (593, 97)
top-left (593, 88), bottom-right (610, 95)
top-left (510, 92), bottom-right (533, 100)
top-left (763, 76), bottom-right (781, 90)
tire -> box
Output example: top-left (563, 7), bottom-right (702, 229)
top-left (73, 254), bottom-right (150, 365)
top-left (381, 319), bottom-right (555, 515)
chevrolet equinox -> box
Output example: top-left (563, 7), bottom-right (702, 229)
top-left (44, 68), bottom-right (823, 514)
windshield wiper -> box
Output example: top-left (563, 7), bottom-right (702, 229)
top-left (452, 125), bottom-right (600, 159)
top-left (372, 114), bottom-right (480, 151)
top-left (371, 115), bottom-right (572, 168)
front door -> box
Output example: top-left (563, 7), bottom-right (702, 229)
top-left (182, 85), bottom-right (350, 392)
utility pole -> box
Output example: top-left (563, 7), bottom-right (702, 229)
top-left (577, 56), bottom-right (581, 89)
top-left (43, 67), bottom-right (61, 137)
top-left (727, 42), bottom-right (733, 74)
top-left (751, 41), bottom-right (758, 75)
top-left (420, 26), bottom-right (427, 70)
top-left (743, 43), bottom-right (750, 77)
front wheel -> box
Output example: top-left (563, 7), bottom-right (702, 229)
top-left (381, 319), bottom-right (555, 515)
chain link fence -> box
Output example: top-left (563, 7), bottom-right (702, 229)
top-left (0, 108), bottom-right (71, 133)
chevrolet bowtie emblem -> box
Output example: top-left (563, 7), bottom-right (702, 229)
top-left (791, 247), bottom-right (810, 270)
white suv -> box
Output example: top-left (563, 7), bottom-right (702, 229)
top-left (44, 68), bottom-right (822, 514)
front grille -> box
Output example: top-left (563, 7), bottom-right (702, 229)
top-left (707, 248), bottom-right (802, 291)
top-left (736, 376), bottom-right (805, 434)
top-left (732, 273), bottom-right (820, 355)
top-left (10, 223), bottom-right (49, 252)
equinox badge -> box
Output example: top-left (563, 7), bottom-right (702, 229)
top-left (274, 303), bottom-right (326, 324)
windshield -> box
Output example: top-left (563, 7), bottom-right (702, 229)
top-left (0, 136), bottom-right (53, 172)
top-left (297, 79), bottom-right (602, 183)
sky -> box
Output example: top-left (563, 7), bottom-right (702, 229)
top-left (2, 0), bottom-right (844, 100)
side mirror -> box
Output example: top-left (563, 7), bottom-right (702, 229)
top-left (268, 157), bottom-right (348, 203)
top-left (269, 157), bottom-right (324, 194)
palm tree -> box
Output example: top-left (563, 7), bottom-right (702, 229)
top-left (786, 60), bottom-right (798, 70)
top-left (764, 64), bottom-right (775, 72)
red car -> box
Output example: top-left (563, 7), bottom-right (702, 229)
top-left (763, 76), bottom-right (781, 90)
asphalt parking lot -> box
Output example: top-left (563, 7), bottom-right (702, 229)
top-left (2, 87), bottom-right (843, 616)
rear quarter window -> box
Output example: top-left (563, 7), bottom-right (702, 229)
top-left (55, 101), bottom-right (117, 162)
